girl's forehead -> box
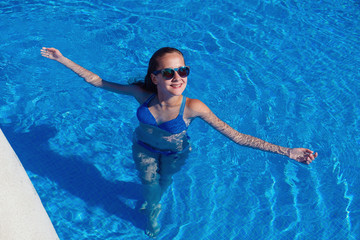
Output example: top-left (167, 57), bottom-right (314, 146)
top-left (157, 52), bottom-right (185, 68)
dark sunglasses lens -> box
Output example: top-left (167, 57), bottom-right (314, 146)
top-left (178, 67), bottom-right (189, 77)
top-left (162, 69), bottom-right (174, 79)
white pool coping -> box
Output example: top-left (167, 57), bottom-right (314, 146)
top-left (0, 128), bottom-right (59, 240)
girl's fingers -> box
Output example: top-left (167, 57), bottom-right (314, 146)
top-left (305, 149), bottom-right (313, 154)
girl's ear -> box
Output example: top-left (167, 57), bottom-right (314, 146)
top-left (151, 73), bottom-right (158, 85)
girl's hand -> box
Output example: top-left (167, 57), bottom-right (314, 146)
top-left (41, 47), bottom-right (63, 61)
top-left (289, 148), bottom-right (318, 164)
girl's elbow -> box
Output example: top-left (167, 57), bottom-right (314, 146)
top-left (86, 75), bottom-right (103, 87)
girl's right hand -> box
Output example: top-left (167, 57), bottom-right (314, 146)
top-left (288, 148), bottom-right (318, 164)
top-left (41, 47), bottom-right (63, 61)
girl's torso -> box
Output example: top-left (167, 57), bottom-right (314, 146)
top-left (134, 94), bottom-right (190, 152)
top-left (137, 94), bottom-right (188, 134)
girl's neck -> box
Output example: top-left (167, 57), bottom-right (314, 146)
top-left (156, 92), bottom-right (183, 107)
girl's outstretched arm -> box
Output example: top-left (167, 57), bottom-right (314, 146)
top-left (41, 47), bottom-right (103, 86)
top-left (186, 99), bottom-right (318, 164)
top-left (40, 47), bottom-right (148, 101)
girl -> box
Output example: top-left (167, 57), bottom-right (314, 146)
top-left (41, 47), bottom-right (317, 238)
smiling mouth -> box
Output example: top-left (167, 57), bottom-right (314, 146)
top-left (170, 84), bottom-right (182, 88)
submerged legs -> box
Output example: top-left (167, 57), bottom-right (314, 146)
top-left (132, 143), bottom-right (189, 238)
top-left (132, 144), bottom-right (162, 238)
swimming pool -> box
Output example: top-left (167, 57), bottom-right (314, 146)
top-left (1, 0), bottom-right (359, 239)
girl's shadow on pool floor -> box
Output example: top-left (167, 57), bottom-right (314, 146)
top-left (2, 125), bottom-right (146, 231)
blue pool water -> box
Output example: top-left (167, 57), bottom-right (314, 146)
top-left (1, 0), bottom-right (360, 239)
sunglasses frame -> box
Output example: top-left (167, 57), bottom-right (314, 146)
top-left (152, 66), bottom-right (190, 80)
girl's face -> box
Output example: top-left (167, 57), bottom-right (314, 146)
top-left (151, 52), bottom-right (187, 97)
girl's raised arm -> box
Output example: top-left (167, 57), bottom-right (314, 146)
top-left (40, 47), bottom-right (146, 101)
top-left (187, 99), bottom-right (317, 164)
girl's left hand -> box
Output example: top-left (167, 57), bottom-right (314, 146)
top-left (288, 148), bottom-right (318, 164)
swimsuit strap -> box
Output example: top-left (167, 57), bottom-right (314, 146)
top-left (144, 94), bottom-right (156, 105)
top-left (179, 96), bottom-right (186, 116)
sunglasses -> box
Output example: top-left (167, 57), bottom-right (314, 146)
top-left (152, 66), bottom-right (190, 80)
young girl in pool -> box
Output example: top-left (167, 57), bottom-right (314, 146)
top-left (41, 46), bottom-right (317, 238)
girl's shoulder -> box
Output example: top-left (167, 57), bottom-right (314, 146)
top-left (186, 97), bottom-right (204, 108)
top-left (132, 86), bottom-right (154, 104)
top-left (185, 97), bottom-right (211, 118)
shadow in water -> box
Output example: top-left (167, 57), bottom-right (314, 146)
top-left (1, 124), bottom-right (145, 230)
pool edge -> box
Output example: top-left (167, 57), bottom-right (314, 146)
top-left (0, 128), bottom-right (59, 240)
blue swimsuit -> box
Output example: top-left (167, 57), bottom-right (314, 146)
top-left (137, 94), bottom-right (188, 134)
top-left (136, 94), bottom-right (189, 155)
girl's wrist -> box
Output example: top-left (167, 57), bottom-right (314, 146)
top-left (56, 56), bottom-right (67, 63)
